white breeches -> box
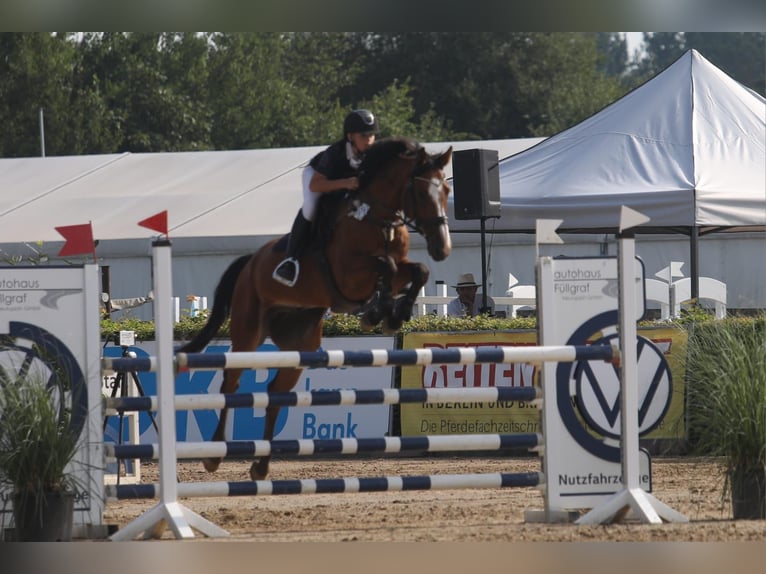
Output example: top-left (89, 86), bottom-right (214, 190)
top-left (301, 166), bottom-right (319, 222)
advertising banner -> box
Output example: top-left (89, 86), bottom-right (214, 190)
top-left (103, 336), bottom-right (396, 444)
top-left (400, 330), bottom-right (541, 436)
top-left (633, 326), bottom-right (687, 441)
top-left (399, 328), bottom-right (685, 441)
top-left (538, 255), bottom-right (654, 509)
top-left (0, 265), bottom-right (103, 534)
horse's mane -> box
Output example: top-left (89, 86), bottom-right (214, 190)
top-left (359, 137), bottom-right (421, 188)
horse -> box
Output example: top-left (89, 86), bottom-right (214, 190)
top-left (177, 137), bottom-right (453, 480)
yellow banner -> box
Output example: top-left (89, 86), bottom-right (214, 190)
top-left (636, 326), bottom-right (687, 440)
top-left (400, 331), bottom-right (541, 436)
top-left (399, 327), bottom-right (687, 440)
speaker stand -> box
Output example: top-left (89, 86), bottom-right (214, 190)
top-left (479, 216), bottom-right (492, 312)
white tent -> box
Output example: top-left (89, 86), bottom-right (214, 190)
top-left (0, 138), bottom-right (543, 319)
top-left (468, 49), bottom-right (765, 233)
top-left (0, 139), bottom-right (542, 248)
top-left (447, 49), bottom-right (765, 301)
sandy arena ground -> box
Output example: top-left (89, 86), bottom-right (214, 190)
top-left (102, 455), bottom-right (766, 542)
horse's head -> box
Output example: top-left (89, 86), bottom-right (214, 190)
top-left (357, 137), bottom-right (452, 261)
top-left (406, 146), bottom-right (453, 261)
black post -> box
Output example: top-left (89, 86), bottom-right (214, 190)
top-left (101, 265), bottom-right (112, 314)
top-left (690, 226), bottom-right (699, 300)
top-left (480, 217), bottom-right (488, 312)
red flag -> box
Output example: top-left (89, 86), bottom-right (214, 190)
top-left (138, 211), bottom-right (169, 236)
top-left (56, 223), bottom-right (95, 259)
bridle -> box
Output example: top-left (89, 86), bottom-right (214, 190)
top-left (348, 154), bottom-right (449, 246)
top-left (403, 163), bottom-right (450, 236)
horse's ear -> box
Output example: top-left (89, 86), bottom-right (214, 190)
top-left (400, 148), bottom-right (424, 161)
top-left (436, 146), bottom-right (453, 168)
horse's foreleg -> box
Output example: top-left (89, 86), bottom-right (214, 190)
top-left (249, 366), bottom-right (304, 480)
top-left (203, 367), bottom-right (244, 473)
top-left (249, 404), bottom-right (281, 480)
top-left (385, 262), bottom-right (430, 332)
top-left (360, 256), bottom-right (397, 330)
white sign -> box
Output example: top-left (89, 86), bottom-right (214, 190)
top-left (538, 255), bottom-right (662, 511)
top-left (0, 265), bottom-right (104, 536)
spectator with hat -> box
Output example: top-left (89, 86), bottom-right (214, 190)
top-left (447, 273), bottom-right (495, 317)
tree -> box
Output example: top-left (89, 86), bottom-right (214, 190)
top-left (68, 33), bottom-right (123, 154)
top-left (356, 80), bottom-right (454, 142)
top-left (684, 32), bottom-right (765, 95)
top-left (206, 32), bottom-right (338, 149)
top-left (346, 32), bottom-right (515, 139)
top-left (205, 33), bottom-right (452, 148)
top-left (77, 33), bottom-right (213, 153)
top-left (157, 33), bottom-right (213, 150)
top-left (592, 32), bottom-right (630, 80)
top-left (343, 32), bottom-right (625, 139)
top-left (0, 33), bottom-right (81, 157)
top-left (279, 32), bottom-right (361, 145)
top-left (3, 32), bottom-right (678, 156)
top-left (630, 32), bottom-right (765, 95)
top-left (505, 33), bottom-right (625, 136)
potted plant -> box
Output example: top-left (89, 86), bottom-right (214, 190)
top-left (0, 365), bottom-right (83, 541)
top-left (684, 316), bottom-right (766, 519)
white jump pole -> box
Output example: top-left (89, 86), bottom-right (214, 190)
top-left (576, 206), bottom-right (687, 525)
top-left (110, 240), bottom-right (229, 541)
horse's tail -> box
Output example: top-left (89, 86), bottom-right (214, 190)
top-left (176, 254), bottom-right (251, 353)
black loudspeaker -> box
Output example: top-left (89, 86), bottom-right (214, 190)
top-left (452, 149), bottom-right (501, 220)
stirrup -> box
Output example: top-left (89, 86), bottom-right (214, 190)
top-left (272, 258), bottom-right (300, 287)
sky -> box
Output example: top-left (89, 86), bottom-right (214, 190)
top-left (624, 31), bottom-right (646, 59)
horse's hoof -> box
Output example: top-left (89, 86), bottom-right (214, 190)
top-left (249, 461), bottom-right (269, 481)
top-left (382, 317), bottom-right (403, 334)
top-left (393, 296), bottom-right (414, 323)
top-left (202, 457), bottom-right (222, 473)
top-left (360, 313), bottom-right (381, 331)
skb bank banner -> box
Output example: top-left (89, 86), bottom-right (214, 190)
top-left (103, 336), bottom-right (395, 445)
top-left (400, 328), bottom-right (687, 439)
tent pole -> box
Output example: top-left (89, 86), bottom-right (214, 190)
top-left (690, 226), bottom-right (699, 300)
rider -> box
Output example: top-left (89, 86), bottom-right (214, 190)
top-left (272, 109), bottom-right (379, 287)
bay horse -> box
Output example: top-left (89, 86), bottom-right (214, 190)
top-left (177, 137), bottom-right (453, 480)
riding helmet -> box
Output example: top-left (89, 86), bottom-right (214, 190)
top-left (343, 109), bottom-right (378, 135)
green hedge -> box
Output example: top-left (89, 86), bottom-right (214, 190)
top-left (100, 302), bottom-right (722, 342)
top-left (101, 312), bottom-right (538, 342)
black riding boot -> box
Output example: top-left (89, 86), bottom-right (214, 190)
top-left (273, 211), bottom-right (312, 287)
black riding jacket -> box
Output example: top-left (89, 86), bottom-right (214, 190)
top-left (309, 139), bottom-right (360, 181)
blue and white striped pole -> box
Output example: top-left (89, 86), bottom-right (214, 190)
top-left (103, 344), bottom-right (618, 373)
top-left (106, 385), bottom-right (540, 413)
top-left (106, 433), bottom-right (543, 461)
top-left (109, 471), bottom-right (544, 500)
